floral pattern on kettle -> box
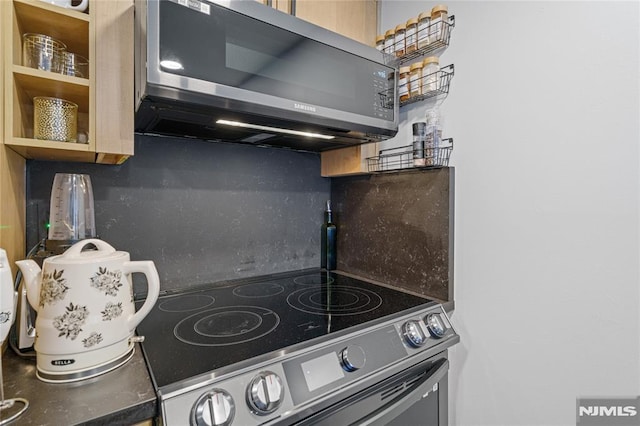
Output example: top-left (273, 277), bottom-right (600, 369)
top-left (0, 311), bottom-right (11, 323)
top-left (40, 269), bottom-right (69, 307)
top-left (82, 332), bottom-right (103, 348)
top-left (101, 302), bottom-right (123, 321)
top-left (90, 267), bottom-right (123, 296)
top-left (53, 302), bottom-right (89, 340)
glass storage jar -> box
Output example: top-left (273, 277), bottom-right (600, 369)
top-left (394, 23), bottom-right (406, 57)
top-left (430, 5), bottom-right (448, 43)
top-left (405, 17), bottom-right (418, 54)
top-left (398, 66), bottom-right (411, 103)
top-left (422, 56), bottom-right (440, 94)
top-left (417, 11), bottom-right (431, 48)
top-left (409, 62), bottom-right (423, 98)
top-left (384, 29), bottom-right (395, 55)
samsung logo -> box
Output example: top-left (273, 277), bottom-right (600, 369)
top-left (51, 359), bottom-right (75, 366)
top-left (294, 103), bottom-right (317, 113)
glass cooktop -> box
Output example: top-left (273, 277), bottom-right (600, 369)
top-left (136, 270), bottom-right (433, 389)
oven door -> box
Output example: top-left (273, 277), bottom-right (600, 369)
top-left (295, 354), bottom-right (449, 426)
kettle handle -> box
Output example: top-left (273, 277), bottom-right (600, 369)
top-left (0, 249), bottom-right (16, 343)
top-left (67, 0), bottom-right (88, 12)
top-left (64, 239), bottom-right (115, 258)
top-left (122, 261), bottom-right (160, 332)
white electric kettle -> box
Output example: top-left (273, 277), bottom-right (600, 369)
top-left (16, 239), bottom-right (160, 383)
top-left (40, 0), bottom-right (88, 12)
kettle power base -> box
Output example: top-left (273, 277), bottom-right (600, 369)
top-left (36, 345), bottom-right (135, 383)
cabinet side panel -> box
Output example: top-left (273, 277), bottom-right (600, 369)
top-left (0, 1), bottom-right (25, 264)
top-left (0, 145), bottom-right (26, 265)
top-left (2, 0), bottom-right (10, 143)
top-left (95, 0), bottom-right (134, 161)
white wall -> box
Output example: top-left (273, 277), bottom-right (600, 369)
top-left (380, 2), bottom-right (640, 425)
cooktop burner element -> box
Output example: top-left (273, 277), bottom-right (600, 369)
top-left (174, 306), bottom-right (280, 346)
top-left (158, 294), bottom-right (215, 312)
top-left (293, 273), bottom-right (334, 285)
top-left (232, 282), bottom-right (284, 298)
top-left (287, 285), bottom-right (383, 315)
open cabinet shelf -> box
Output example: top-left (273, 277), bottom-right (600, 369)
top-left (3, 0), bottom-right (94, 159)
top-left (2, 0), bottom-right (133, 164)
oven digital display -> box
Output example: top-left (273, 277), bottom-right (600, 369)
top-left (300, 352), bottom-right (345, 392)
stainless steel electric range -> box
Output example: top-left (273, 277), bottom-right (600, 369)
top-left (136, 269), bottom-right (459, 425)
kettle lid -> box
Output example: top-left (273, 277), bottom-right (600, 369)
top-left (50, 239), bottom-right (126, 263)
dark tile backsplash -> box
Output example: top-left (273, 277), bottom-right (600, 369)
top-left (331, 168), bottom-right (454, 302)
top-left (26, 135), bottom-right (330, 293)
top-left (26, 136), bottom-right (453, 302)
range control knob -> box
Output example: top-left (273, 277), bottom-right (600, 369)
top-left (402, 320), bottom-right (426, 347)
top-left (340, 345), bottom-right (366, 372)
top-left (192, 389), bottom-right (235, 426)
top-left (425, 313), bottom-right (447, 338)
top-left (247, 371), bottom-right (284, 415)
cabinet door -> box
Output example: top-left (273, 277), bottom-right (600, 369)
top-left (0, 146), bottom-right (26, 267)
top-left (0, 0), bottom-right (26, 264)
top-left (94, 0), bottom-right (134, 164)
top-left (295, 0), bottom-right (377, 46)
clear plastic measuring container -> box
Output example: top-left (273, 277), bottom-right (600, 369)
top-left (48, 173), bottom-right (96, 241)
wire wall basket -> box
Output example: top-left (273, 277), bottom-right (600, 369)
top-left (379, 64), bottom-right (454, 109)
top-left (384, 15), bottom-right (456, 66)
top-left (367, 138), bottom-right (453, 173)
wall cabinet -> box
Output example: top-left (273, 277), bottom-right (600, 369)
top-left (295, 0), bottom-right (377, 46)
top-left (2, 0), bottom-right (133, 165)
top-left (258, 0), bottom-right (377, 46)
top-left (0, 0), bottom-right (133, 263)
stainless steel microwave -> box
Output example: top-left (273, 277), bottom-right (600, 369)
top-left (134, 0), bottom-right (398, 152)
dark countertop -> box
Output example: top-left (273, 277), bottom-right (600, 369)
top-left (1, 344), bottom-right (157, 425)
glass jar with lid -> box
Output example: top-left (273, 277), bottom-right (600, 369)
top-left (375, 35), bottom-right (385, 51)
top-left (409, 62), bottom-right (423, 98)
top-left (398, 66), bottom-right (411, 103)
top-left (417, 11), bottom-right (431, 49)
top-left (422, 56), bottom-right (440, 94)
top-left (430, 5), bottom-right (449, 43)
top-left (405, 17), bottom-right (418, 54)
top-left (383, 29), bottom-right (395, 55)
top-left (394, 23), bottom-right (406, 57)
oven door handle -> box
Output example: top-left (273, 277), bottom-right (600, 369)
top-left (358, 358), bottom-right (450, 426)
